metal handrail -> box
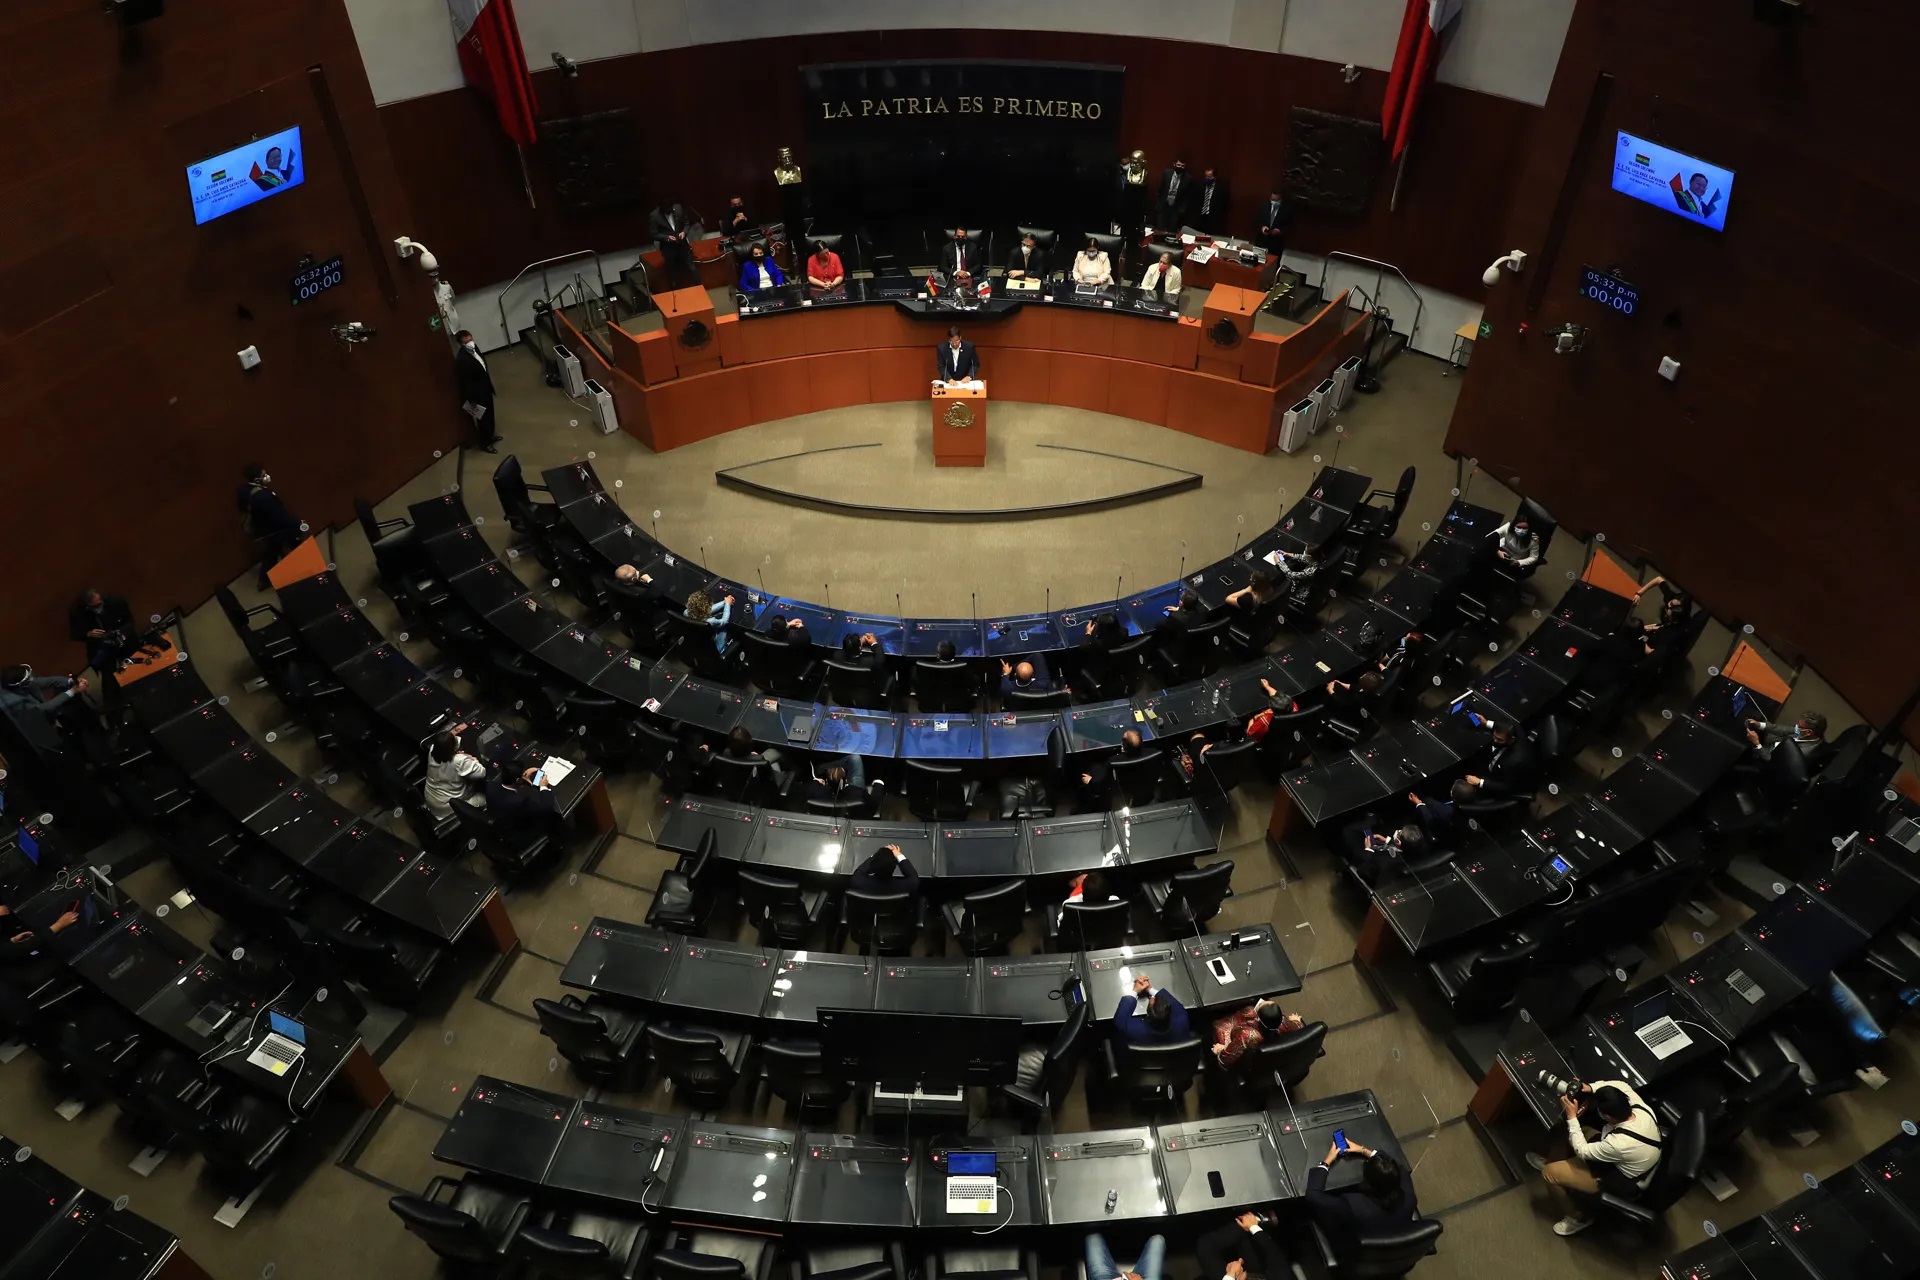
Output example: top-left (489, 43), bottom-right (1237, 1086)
top-left (1316, 252), bottom-right (1424, 350)
top-left (496, 250), bottom-right (606, 342)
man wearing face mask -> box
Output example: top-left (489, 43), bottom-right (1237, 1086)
top-left (237, 463), bottom-right (302, 590)
top-left (452, 330), bottom-right (500, 453)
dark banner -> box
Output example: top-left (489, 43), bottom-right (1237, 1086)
top-left (799, 59), bottom-right (1124, 240)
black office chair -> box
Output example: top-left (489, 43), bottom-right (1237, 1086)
top-left (644, 1024), bottom-right (747, 1108)
top-left (1198, 737), bottom-right (1266, 793)
top-left (1243, 1020), bottom-right (1328, 1097)
top-left (647, 1231), bottom-right (776, 1280)
top-left (737, 867), bottom-right (830, 947)
top-left (1309, 1217), bottom-right (1443, 1278)
top-left (311, 917), bottom-right (445, 1006)
top-left (939, 879), bottom-right (1028, 956)
top-left (216, 585), bottom-right (301, 665)
top-left (1099, 1035), bottom-right (1205, 1108)
top-left (1075, 633), bottom-right (1151, 700)
top-left (1593, 1109), bottom-right (1707, 1230)
top-left (1047, 899), bottom-right (1133, 951)
top-left (668, 612), bottom-right (739, 679)
top-left (198, 1091), bottom-right (293, 1192)
top-left (824, 658), bottom-right (895, 710)
top-left (790, 1243), bottom-right (906, 1280)
top-left (998, 999), bottom-right (1089, 1120)
top-left (807, 233), bottom-right (857, 276)
top-left (1003, 686), bottom-right (1071, 711)
top-left (1082, 232), bottom-right (1126, 278)
top-left (1013, 225), bottom-right (1058, 278)
top-left (996, 727), bottom-right (1066, 820)
top-left (513, 1208), bottom-right (651, 1280)
top-left (905, 760), bottom-right (979, 820)
top-left (1348, 466), bottom-right (1416, 551)
top-left (1142, 859), bottom-right (1234, 933)
top-left (633, 719), bottom-right (699, 795)
top-left (756, 1040), bottom-right (854, 1118)
top-left (647, 831), bottom-right (722, 934)
top-left (1426, 936), bottom-right (1541, 1022)
top-left (449, 794), bottom-right (555, 880)
top-left (911, 660), bottom-right (977, 713)
top-left (114, 1048), bottom-right (217, 1154)
top-left (533, 995), bottom-right (648, 1087)
top-left (708, 754), bottom-right (779, 805)
top-left (1109, 749), bottom-right (1179, 806)
top-left (842, 889), bottom-right (924, 956)
top-left (390, 1175), bottom-right (532, 1272)
top-left (1152, 615), bottom-right (1233, 683)
top-left (493, 455), bottom-right (562, 542)
top-left (740, 628), bottom-right (823, 699)
top-left (923, 1247), bottom-right (1040, 1280)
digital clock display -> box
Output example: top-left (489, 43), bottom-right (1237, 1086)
top-left (291, 255), bottom-right (344, 306)
top-left (1578, 266), bottom-right (1638, 316)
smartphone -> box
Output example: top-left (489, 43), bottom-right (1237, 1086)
top-left (1207, 1170), bottom-right (1226, 1198)
top-left (1332, 1129), bottom-right (1349, 1152)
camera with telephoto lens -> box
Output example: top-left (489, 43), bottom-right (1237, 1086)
top-left (1536, 1070), bottom-right (1584, 1098)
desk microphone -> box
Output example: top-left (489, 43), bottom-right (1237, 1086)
top-left (971, 592), bottom-right (977, 621)
top-left (824, 583), bottom-right (832, 611)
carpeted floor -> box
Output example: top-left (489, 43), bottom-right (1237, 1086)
top-left (0, 343), bottom-right (1900, 1280)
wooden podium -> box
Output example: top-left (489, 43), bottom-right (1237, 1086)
top-left (931, 382), bottom-right (987, 466)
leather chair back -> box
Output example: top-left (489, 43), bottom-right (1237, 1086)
top-left (1110, 750), bottom-right (1172, 806)
top-left (739, 867), bottom-right (813, 943)
top-left (1347, 1218), bottom-right (1443, 1278)
top-left (1200, 737), bottom-right (1265, 792)
top-left (1113, 1035), bottom-right (1204, 1101)
top-left (652, 1251), bottom-right (749, 1280)
top-left (845, 888), bottom-right (918, 954)
top-left (533, 997), bottom-right (618, 1076)
top-left (1043, 1000), bottom-right (1091, 1098)
top-left (1015, 225), bottom-right (1056, 251)
top-left (956, 879), bottom-right (1027, 954)
top-left (912, 660), bottom-right (976, 712)
top-left (1633, 1108), bottom-right (1707, 1214)
top-left (1162, 860), bottom-right (1234, 929)
top-left (1004, 686), bottom-right (1071, 710)
top-left (514, 1225), bottom-right (614, 1279)
top-left (1450, 938), bottom-right (1540, 1020)
top-left (1256, 1020), bottom-right (1328, 1089)
top-left (709, 753), bottom-right (773, 803)
top-left (1058, 899), bottom-right (1131, 951)
top-left (906, 759), bottom-right (972, 820)
top-left (760, 1040), bottom-right (851, 1113)
top-left (824, 658), bottom-right (889, 710)
top-left (389, 1196), bottom-right (495, 1264)
top-left (645, 1025), bottom-right (738, 1098)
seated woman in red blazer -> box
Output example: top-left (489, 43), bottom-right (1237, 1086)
top-left (805, 240), bottom-right (845, 289)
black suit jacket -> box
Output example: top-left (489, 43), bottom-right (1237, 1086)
top-left (486, 774), bottom-right (557, 832)
top-left (1005, 245), bottom-right (1049, 278)
top-left (942, 239), bottom-right (980, 277)
top-left (649, 203), bottom-right (690, 244)
top-left (1194, 176), bottom-right (1229, 227)
top-left (1257, 198), bottom-right (1297, 239)
top-left (937, 340), bottom-right (980, 381)
top-left (70, 595), bottom-right (133, 643)
top-left (1481, 736), bottom-right (1538, 796)
top-left (1306, 1162), bottom-right (1420, 1266)
top-left (1157, 168), bottom-right (1192, 221)
top-left (455, 347), bottom-right (493, 405)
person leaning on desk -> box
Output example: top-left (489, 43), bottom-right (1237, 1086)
top-left (1073, 237), bottom-right (1113, 286)
top-left (851, 843), bottom-right (919, 896)
top-left (1006, 232), bottom-right (1048, 281)
top-left (738, 242), bottom-right (785, 293)
top-left (1114, 973), bottom-right (1190, 1045)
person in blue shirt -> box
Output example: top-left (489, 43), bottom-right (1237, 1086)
top-left (683, 589), bottom-right (734, 654)
top-left (1114, 973), bottom-right (1190, 1044)
top-left (738, 242), bottom-right (786, 293)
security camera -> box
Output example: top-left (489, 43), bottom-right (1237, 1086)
top-left (552, 52), bottom-right (579, 78)
top-left (394, 236), bottom-right (439, 273)
top-left (1550, 323), bottom-right (1587, 354)
top-left (1341, 63), bottom-right (1361, 84)
top-left (1481, 249), bottom-right (1529, 287)
top-left (331, 321), bottom-right (377, 348)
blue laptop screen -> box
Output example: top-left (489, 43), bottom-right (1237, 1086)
top-left (17, 827), bottom-right (39, 866)
top-left (268, 1011), bottom-right (306, 1045)
top-left (949, 1152), bottom-right (995, 1176)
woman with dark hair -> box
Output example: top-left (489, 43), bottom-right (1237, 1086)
top-left (738, 242), bottom-right (786, 293)
top-left (1305, 1141), bottom-right (1419, 1267)
top-left (422, 723), bottom-right (484, 819)
top-left (1224, 568), bottom-right (1280, 616)
top-left (1072, 237), bottom-right (1112, 286)
top-left (1210, 997), bottom-right (1305, 1070)
top-left (806, 240), bottom-right (844, 290)
top-left (1064, 869), bottom-right (1116, 905)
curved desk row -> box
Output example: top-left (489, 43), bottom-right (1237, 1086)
top-left (433, 1071), bottom-right (1398, 1235)
top-left (401, 483), bottom-right (1508, 774)
top-left (3, 826), bottom-right (387, 1114)
top-left (570, 278), bottom-right (1370, 454)
top-left (0, 1133), bottom-right (209, 1280)
top-left (1479, 814), bottom-right (1920, 1134)
top-left (559, 918), bottom-right (1300, 1036)
top-left (118, 658), bottom-right (506, 949)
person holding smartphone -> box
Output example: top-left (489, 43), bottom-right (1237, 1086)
top-left (485, 750), bottom-right (556, 836)
top-left (1195, 1208), bottom-right (1291, 1280)
top-left (1305, 1138), bottom-right (1419, 1268)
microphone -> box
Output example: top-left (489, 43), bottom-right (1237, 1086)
top-left (971, 592), bottom-right (977, 621)
top-left (824, 583), bottom-right (832, 611)
top-left (896, 591), bottom-right (902, 617)
top-left (756, 567), bottom-right (766, 595)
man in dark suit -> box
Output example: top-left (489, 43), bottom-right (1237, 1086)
top-left (1305, 1143), bottom-right (1420, 1269)
top-left (1461, 721), bottom-right (1537, 799)
top-left (237, 463), bottom-right (302, 590)
top-left (1196, 1210), bottom-right (1293, 1280)
top-left (452, 330), bottom-right (499, 452)
top-left (942, 229), bottom-right (979, 282)
top-left (1153, 589), bottom-right (1206, 638)
top-left (1194, 167), bottom-right (1230, 233)
top-left (68, 588), bottom-right (136, 675)
top-left (650, 200), bottom-right (696, 288)
top-left (1256, 189), bottom-right (1298, 259)
top-left (936, 327), bottom-right (979, 382)
top-left (485, 755), bottom-right (558, 837)
top-left (1005, 232), bottom-right (1048, 282)
top-left (1156, 158), bottom-right (1192, 228)
top-left (998, 659), bottom-right (1057, 697)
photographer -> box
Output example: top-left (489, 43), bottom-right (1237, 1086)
top-left (1531, 1078), bottom-right (1662, 1237)
top-left (68, 588), bottom-right (136, 675)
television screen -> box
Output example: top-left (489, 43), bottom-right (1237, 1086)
top-left (1611, 132), bottom-right (1734, 231)
top-left (186, 126), bottom-right (304, 226)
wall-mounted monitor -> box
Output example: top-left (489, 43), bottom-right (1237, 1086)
top-left (1611, 132), bottom-right (1734, 231)
top-left (186, 126), bottom-right (304, 226)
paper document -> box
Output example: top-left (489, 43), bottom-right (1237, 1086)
top-left (1187, 245), bottom-right (1216, 264)
top-left (537, 755), bottom-right (577, 786)
top-left (461, 401), bottom-right (485, 421)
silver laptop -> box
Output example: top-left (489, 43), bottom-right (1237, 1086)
top-left (1726, 968), bottom-right (1766, 1004)
top-left (944, 1151), bottom-right (998, 1215)
top-left (245, 1011), bottom-right (308, 1076)
top-left (1630, 994), bottom-right (1693, 1060)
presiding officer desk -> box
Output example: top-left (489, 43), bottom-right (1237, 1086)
top-left (570, 270), bottom-right (1371, 453)
top-left (116, 657), bottom-right (511, 952)
top-left (431, 1072), bottom-right (1401, 1239)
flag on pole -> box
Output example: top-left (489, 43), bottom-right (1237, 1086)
top-left (1380, 0), bottom-right (1461, 161)
top-left (447, 0), bottom-right (539, 146)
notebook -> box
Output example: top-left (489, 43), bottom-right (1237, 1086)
top-left (245, 1010), bottom-right (307, 1076)
top-left (945, 1151), bottom-right (999, 1215)
top-left (1629, 993), bottom-right (1693, 1060)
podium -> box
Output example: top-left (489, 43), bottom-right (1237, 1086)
top-left (931, 382), bottom-right (987, 467)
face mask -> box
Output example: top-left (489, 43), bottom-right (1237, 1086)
top-left (258, 474), bottom-right (271, 486)
top-left (462, 340), bottom-right (475, 350)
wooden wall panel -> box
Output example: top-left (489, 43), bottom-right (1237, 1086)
top-left (378, 32), bottom-right (1539, 300)
top-left (744, 360), bottom-right (812, 425)
top-left (1048, 307), bottom-right (1116, 357)
top-left (1106, 361), bottom-right (1172, 427)
top-left (0, 1), bottom-right (451, 672)
top-left (1165, 372), bottom-right (1273, 453)
top-left (990, 348), bottom-right (1054, 406)
top-left (1048, 354), bottom-right (1113, 416)
top-left (1445, 0), bottom-right (1920, 737)
top-left (866, 348), bottom-right (928, 404)
top-left (808, 351), bottom-right (871, 413)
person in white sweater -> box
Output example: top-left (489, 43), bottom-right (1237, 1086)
top-left (1532, 1079), bottom-right (1663, 1237)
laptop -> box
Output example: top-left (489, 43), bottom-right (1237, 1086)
top-left (245, 1010), bottom-right (308, 1076)
top-left (16, 826), bottom-right (39, 867)
top-left (945, 1151), bottom-right (999, 1214)
top-left (1629, 992), bottom-right (1693, 1060)
top-left (1726, 968), bottom-right (1766, 1005)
